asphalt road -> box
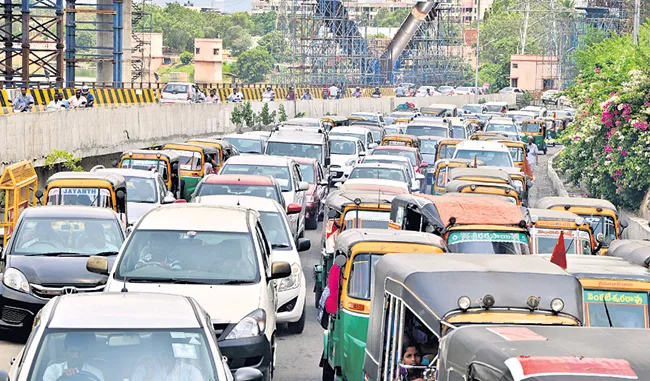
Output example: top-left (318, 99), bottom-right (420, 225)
top-left (0, 145), bottom-right (562, 379)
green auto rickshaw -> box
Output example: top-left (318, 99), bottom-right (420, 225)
top-left (520, 119), bottom-right (547, 154)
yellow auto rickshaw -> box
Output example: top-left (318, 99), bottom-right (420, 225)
top-left (160, 142), bottom-right (219, 201)
top-left (470, 131), bottom-right (510, 141)
top-left (434, 139), bottom-right (463, 162)
top-left (117, 149), bottom-right (181, 194)
top-left (380, 134), bottom-right (421, 149)
top-left (428, 158), bottom-right (484, 195)
top-left (445, 180), bottom-right (521, 205)
top-left (185, 139), bottom-right (239, 173)
top-left (39, 172), bottom-right (128, 225)
top-left (527, 208), bottom-right (596, 255)
top-left (322, 116), bottom-right (349, 131)
top-left (0, 161), bottom-right (38, 246)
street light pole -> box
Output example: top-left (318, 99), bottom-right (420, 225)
top-left (633, 0), bottom-right (640, 45)
top-left (474, 0), bottom-right (481, 94)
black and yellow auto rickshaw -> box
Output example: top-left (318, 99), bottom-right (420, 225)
top-left (322, 116), bottom-right (349, 131)
top-left (40, 172), bottom-right (128, 226)
top-left (185, 139), bottom-right (239, 173)
top-left (380, 134), bottom-right (421, 149)
top-left (495, 166), bottom-right (532, 206)
top-left (427, 158), bottom-right (484, 195)
top-left (521, 119), bottom-right (548, 154)
top-left (321, 229), bottom-right (446, 381)
top-left (363, 254), bottom-right (584, 381)
top-left (117, 149), bottom-right (181, 195)
top-left (437, 325), bottom-right (650, 381)
top-left (527, 208), bottom-right (596, 254)
top-left (434, 139), bottom-right (462, 162)
top-left (160, 142), bottom-right (218, 201)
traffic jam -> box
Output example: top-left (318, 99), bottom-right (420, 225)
top-left (1, 100), bottom-right (650, 381)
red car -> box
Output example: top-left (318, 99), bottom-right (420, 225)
top-left (192, 174), bottom-right (286, 209)
top-left (370, 146), bottom-right (428, 174)
top-left (294, 157), bottom-right (329, 230)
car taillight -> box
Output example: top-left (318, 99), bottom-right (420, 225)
top-left (187, 93), bottom-right (191, 100)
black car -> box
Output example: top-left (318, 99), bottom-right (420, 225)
top-left (0, 206), bottom-right (125, 333)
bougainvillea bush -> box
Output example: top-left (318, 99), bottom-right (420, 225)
top-left (556, 25), bottom-right (650, 210)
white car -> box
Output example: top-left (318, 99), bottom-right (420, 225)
top-left (220, 155), bottom-right (308, 240)
top-left (521, 106), bottom-right (548, 118)
top-left (362, 154), bottom-right (423, 192)
top-left (6, 292), bottom-right (262, 381)
top-left (330, 126), bottom-right (377, 152)
top-left (541, 89), bottom-right (562, 104)
top-left (383, 124), bottom-right (406, 135)
top-left (348, 112), bottom-right (385, 126)
top-left (484, 117), bottom-right (521, 141)
top-left (452, 140), bottom-right (515, 168)
top-left (437, 86), bottom-right (454, 95)
top-left (415, 86), bottom-right (440, 97)
top-left (91, 166), bottom-right (175, 225)
top-left (96, 203), bottom-right (291, 379)
top-left (454, 86), bottom-right (475, 95)
top-left (223, 133), bottom-right (266, 154)
top-left (160, 82), bottom-right (205, 104)
top-left (499, 87), bottom-right (526, 94)
top-left (329, 136), bottom-right (364, 181)
top-left (194, 195), bottom-right (310, 333)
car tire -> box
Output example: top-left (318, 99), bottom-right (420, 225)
top-left (317, 201), bottom-right (324, 222)
top-left (288, 306), bottom-right (306, 334)
top-left (322, 359), bottom-right (335, 381)
top-left (314, 282), bottom-right (323, 307)
top-left (306, 215), bottom-right (318, 230)
top-left (543, 148), bottom-right (548, 154)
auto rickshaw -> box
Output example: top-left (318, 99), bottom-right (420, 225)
top-left (434, 139), bottom-right (462, 162)
top-left (498, 139), bottom-right (527, 168)
top-left (117, 150), bottom-right (181, 194)
top-left (321, 229), bottom-right (447, 381)
top-left (437, 325), bottom-right (650, 381)
top-left (0, 161), bottom-right (38, 247)
top-left (535, 196), bottom-right (627, 253)
top-left (160, 142), bottom-right (219, 201)
top-left (444, 180), bottom-right (521, 205)
top-left (527, 208), bottom-right (596, 254)
top-left (427, 158), bottom-right (484, 195)
top-left (185, 139), bottom-right (239, 173)
top-left (542, 254), bottom-right (650, 328)
top-left (521, 119), bottom-right (548, 154)
top-left (470, 131), bottom-right (510, 141)
top-left (494, 166), bottom-right (532, 205)
top-left (607, 239), bottom-right (650, 268)
top-left (322, 116), bottom-right (349, 131)
top-left (390, 194), bottom-right (530, 254)
top-left (363, 254), bottom-right (584, 381)
top-left (315, 190), bottom-right (398, 304)
top-left (380, 134), bottom-right (421, 149)
top-left (447, 167), bottom-right (512, 185)
top-left (39, 172), bottom-right (128, 226)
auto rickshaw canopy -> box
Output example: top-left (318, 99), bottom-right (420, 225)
top-left (334, 228), bottom-right (446, 257)
top-left (380, 134), bottom-right (421, 148)
top-left (448, 167), bottom-right (512, 184)
top-left (607, 239), bottom-right (650, 268)
top-left (45, 171), bottom-right (126, 189)
top-left (0, 161), bottom-right (38, 246)
top-left (470, 131), bottom-right (510, 141)
top-left (120, 149), bottom-right (180, 164)
top-left (325, 190), bottom-right (396, 214)
top-left (535, 196), bottom-right (618, 215)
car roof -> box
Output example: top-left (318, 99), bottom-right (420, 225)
top-left (331, 126), bottom-right (372, 134)
top-left (427, 103), bottom-right (456, 108)
top-left (193, 195), bottom-right (282, 213)
top-left (48, 293), bottom-right (201, 329)
top-left (224, 155), bottom-right (295, 166)
top-left (202, 174), bottom-right (276, 186)
top-left (93, 168), bottom-right (158, 179)
top-left (20, 205), bottom-right (119, 219)
top-left (363, 155), bottom-right (410, 163)
top-left (267, 130), bottom-right (325, 144)
top-left (137, 204), bottom-right (253, 232)
top-left (455, 140), bottom-right (509, 152)
top-left (353, 162), bottom-right (406, 170)
top-left (349, 111), bottom-right (380, 116)
top-left (488, 117), bottom-right (515, 123)
top-left (293, 157), bottom-right (318, 165)
top-left (329, 135), bottom-right (361, 142)
top-left (373, 146), bottom-right (418, 152)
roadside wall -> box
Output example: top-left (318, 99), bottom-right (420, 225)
top-left (0, 94), bottom-right (515, 169)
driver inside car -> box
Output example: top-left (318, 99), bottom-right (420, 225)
top-left (43, 332), bottom-right (105, 381)
top-left (136, 236), bottom-right (182, 271)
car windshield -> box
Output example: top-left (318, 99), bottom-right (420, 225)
top-left (28, 330), bottom-right (218, 381)
top-left (224, 137), bottom-right (263, 154)
top-left (124, 176), bottom-right (158, 203)
top-left (421, 140), bottom-right (438, 154)
top-left (116, 230), bottom-right (259, 283)
top-left (175, 150), bottom-right (201, 171)
top-left (522, 122), bottom-right (543, 133)
top-left (331, 131), bottom-right (366, 145)
top-left (330, 140), bottom-right (357, 155)
top-left (373, 149), bottom-right (416, 165)
top-left (406, 125), bottom-right (448, 138)
top-left (343, 210), bottom-right (390, 229)
top-left (384, 127), bottom-right (400, 135)
top-left (486, 123), bottom-right (517, 134)
top-left (266, 142), bottom-right (322, 162)
top-left (259, 211), bottom-right (292, 249)
top-left (463, 105), bottom-right (482, 114)
top-left (349, 167), bottom-right (407, 182)
top-left (456, 87), bottom-right (471, 92)
top-left (12, 217), bottom-right (123, 255)
top-left (437, 144), bottom-right (456, 159)
top-left (220, 164), bottom-right (292, 192)
top-left (581, 215), bottom-right (617, 247)
top-left (162, 84), bottom-right (188, 93)
top-left (350, 113), bottom-right (378, 123)
top-left (196, 184), bottom-right (282, 205)
top-left (584, 290), bottom-right (649, 328)
top-left (298, 163), bottom-right (315, 184)
top-left (347, 253), bottom-right (382, 300)
top-left (46, 188), bottom-right (114, 208)
top-left (447, 231), bottom-right (531, 254)
top-left (485, 104), bottom-right (505, 112)
top-left (452, 126), bottom-right (466, 139)
top-left (454, 149), bottom-right (513, 167)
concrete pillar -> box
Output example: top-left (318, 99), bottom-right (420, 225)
top-left (96, 0), bottom-right (113, 84)
top-left (122, 0), bottom-right (131, 84)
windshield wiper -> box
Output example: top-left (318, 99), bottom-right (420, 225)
top-left (123, 277), bottom-right (206, 284)
top-left (271, 244), bottom-right (292, 249)
top-left (28, 252), bottom-right (89, 257)
top-left (214, 280), bottom-right (254, 285)
top-left (94, 251), bottom-right (119, 256)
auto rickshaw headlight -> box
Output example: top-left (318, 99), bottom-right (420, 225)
top-left (457, 296), bottom-right (471, 311)
top-left (481, 294), bottom-right (495, 309)
top-left (526, 296), bottom-right (541, 311)
top-left (551, 298), bottom-right (565, 313)
top-left (470, 185), bottom-right (476, 191)
top-left (530, 215), bottom-right (539, 224)
top-left (575, 217), bottom-right (584, 226)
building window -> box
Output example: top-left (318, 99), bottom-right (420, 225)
top-left (195, 48), bottom-right (200, 54)
top-left (213, 48), bottom-right (219, 55)
top-left (511, 78), bottom-right (518, 87)
top-left (512, 63), bottom-right (518, 68)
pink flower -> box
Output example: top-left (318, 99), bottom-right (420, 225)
top-left (621, 150), bottom-right (627, 156)
top-left (595, 67), bottom-right (601, 73)
top-left (604, 145), bottom-right (613, 153)
top-left (615, 170), bottom-right (622, 176)
top-left (634, 121), bottom-right (648, 131)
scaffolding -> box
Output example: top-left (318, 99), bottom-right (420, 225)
top-left (0, 0), bottom-right (65, 85)
top-left (131, 0), bottom-right (151, 83)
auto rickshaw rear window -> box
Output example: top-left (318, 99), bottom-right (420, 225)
top-left (343, 210), bottom-right (390, 229)
top-left (347, 253), bottom-right (381, 300)
top-left (176, 151), bottom-right (202, 171)
top-left (584, 289), bottom-right (649, 328)
top-left (522, 122), bottom-right (543, 133)
top-left (47, 188), bottom-right (113, 208)
top-left (121, 158), bottom-right (168, 178)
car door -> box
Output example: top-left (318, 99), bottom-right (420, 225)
top-left (316, 162), bottom-right (328, 203)
top-left (292, 162), bottom-right (307, 235)
top-left (356, 140), bottom-right (364, 161)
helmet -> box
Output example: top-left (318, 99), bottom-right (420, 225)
top-left (266, 86), bottom-right (271, 90)
top-left (81, 85), bottom-right (89, 94)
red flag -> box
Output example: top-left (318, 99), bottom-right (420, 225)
top-left (522, 156), bottom-right (533, 178)
top-left (550, 231), bottom-right (567, 269)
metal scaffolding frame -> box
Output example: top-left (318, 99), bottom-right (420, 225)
top-left (131, 0), bottom-right (151, 83)
top-left (0, 0), bottom-right (64, 86)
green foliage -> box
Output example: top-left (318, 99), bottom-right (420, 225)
top-left (278, 104), bottom-right (287, 122)
top-left (241, 102), bottom-right (255, 128)
top-left (257, 31), bottom-right (290, 62)
top-left (223, 25), bottom-right (253, 57)
top-left (231, 104), bottom-right (243, 127)
top-left (372, 9), bottom-right (409, 28)
top-left (44, 150), bottom-right (83, 172)
top-left (250, 12), bottom-right (276, 36)
top-left (233, 48), bottom-right (275, 83)
top-left (259, 103), bottom-right (276, 126)
top-left (478, 63), bottom-right (510, 92)
top-left (295, 112), bottom-right (306, 118)
top-left (180, 51), bottom-right (193, 65)
top-left (521, 92), bottom-right (533, 107)
top-left (478, 98), bottom-right (486, 104)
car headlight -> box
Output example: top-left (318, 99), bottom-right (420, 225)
top-left (225, 309), bottom-right (266, 340)
top-left (278, 263), bottom-right (301, 292)
top-left (3, 268), bottom-right (30, 293)
top-left (345, 158), bottom-right (356, 167)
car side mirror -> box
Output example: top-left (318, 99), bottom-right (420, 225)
top-left (116, 189), bottom-right (126, 200)
top-left (234, 368), bottom-right (264, 381)
top-left (35, 189), bottom-right (43, 200)
top-left (86, 256), bottom-right (109, 275)
top-left (620, 220), bottom-right (629, 229)
top-left (596, 233), bottom-right (605, 243)
top-left (297, 238), bottom-right (311, 252)
top-left (325, 157), bottom-right (331, 167)
top-left (287, 203), bottom-right (302, 214)
top-left (298, 181), bottom-right (309, 191)
top-left (270, 261), bottom-right (291, 280)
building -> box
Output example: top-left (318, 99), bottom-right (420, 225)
top-left (131, 32), bottom-right (164, 83)
top-left (509, 54), bottom-right (559, 91)
top-left (193, 38), bottom-right (223, 83)
top-left (456, 0), bottom-right (494, 23)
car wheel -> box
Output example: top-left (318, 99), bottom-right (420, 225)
top-left (306, 215), bottom-right (318, 230)
top-left (288, 306), bottom-right (306, 334)
top-left (265, 336), bottom-right (276, 381)
top-left (317, 201), bottom-right (324, 222)
top-left (314, 282), bottom-right (323, 307)
top-left (322, 359), bottom-right (335, 381)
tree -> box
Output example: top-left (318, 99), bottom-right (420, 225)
top-left (372, 9), bottom-right (409, 28)
top-left (234, 47), bottom-right (275, 83)
top-left (278, 104), bottom-right (287, 122)
top-left (251, 12), bottom-right (277, 36)
top-left (180, 51), bottom-right (193, 65)
top-left (241, 102), bottom-right (255, 129)
top-left (260, 103), bottom-right (276, 126)
top-left (224, 25), bottom-right (253, 56)
top-left (44, 150), bottom-right (84, 172)
top-left (257, 31), bottom-right (290, 62)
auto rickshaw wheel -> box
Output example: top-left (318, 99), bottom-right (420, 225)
top-left (322, 359), bottom-right (335, 381)
top-left (543, 147), bottom-right (548, 154)
top-left (314, 282), bottom-right (323, 306)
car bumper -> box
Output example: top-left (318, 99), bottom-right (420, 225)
top-left (277, 274), bottom-right (306, 323)
top-left (0, 285), bottom-right (45, 330)
top-left (305, 201), bottom-right (319, 220)
top-left (219, 334), bottom-right (272, 374)
top-left (330, 166), bottom-right (352, 181)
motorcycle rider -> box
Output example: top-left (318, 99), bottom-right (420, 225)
top-left (81, 85), bottom-right (95, 107)
top-left (328, 84), bottom-right (339, 99)
top-left (68, 89), bottom-right (87, 108)
top-left (12, 87), bottom-right (34, 112)
top-left (262, 86), bottom-right (275, 102)
top-left (227, 87), bottom-right (243, 103)
top-left (351, 87), bottom-right (362, 98)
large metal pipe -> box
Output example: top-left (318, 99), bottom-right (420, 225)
top-left (380, 1), bottom-right (436, 78)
